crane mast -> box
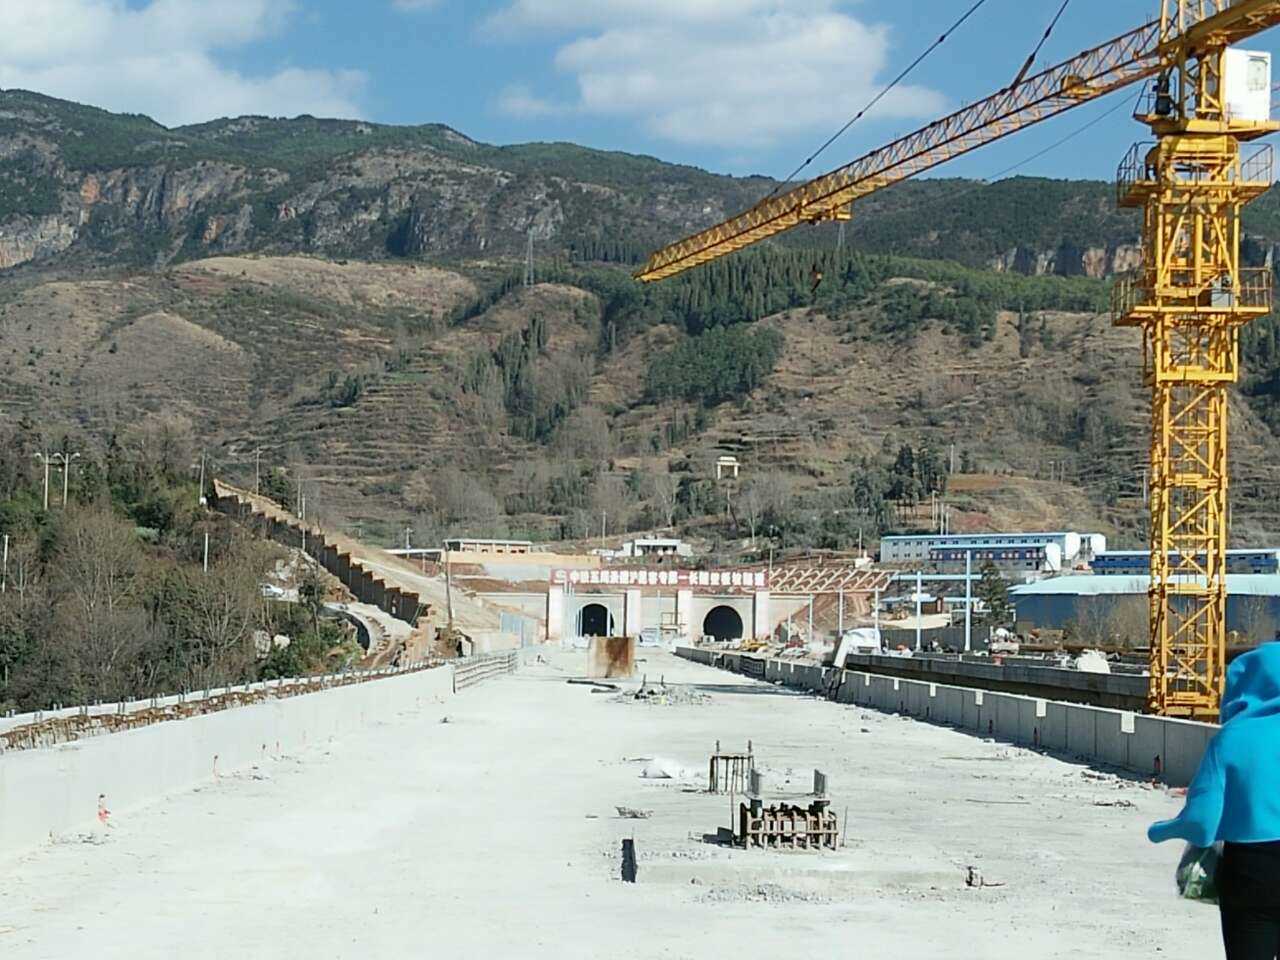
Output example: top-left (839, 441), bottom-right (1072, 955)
top-left (638, 1), bottom-right (1280, 718)
top-left (1115, 1), bottom-right (1279, 718)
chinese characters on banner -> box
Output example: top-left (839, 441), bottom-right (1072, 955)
top-left (551, 568), bottom-right (769, 590)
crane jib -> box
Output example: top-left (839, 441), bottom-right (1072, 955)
top-left (636, 1), bottom-right (1280, 284)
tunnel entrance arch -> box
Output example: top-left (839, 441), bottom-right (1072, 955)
top-left (578, 603), bottom-right (615, 638)
top-left (702, 605), bottom-right (745, 642)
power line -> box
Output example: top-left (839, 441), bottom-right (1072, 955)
top-left (766, 0), bottom-right (990, 199)
top-left (824, 91), bottom-right (1133, 234)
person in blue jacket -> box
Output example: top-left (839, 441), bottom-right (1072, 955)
top-left (1149, 643), bottom-right (1280, 959)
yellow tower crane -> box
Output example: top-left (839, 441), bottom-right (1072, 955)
top-left (636, 1), bottom-right (1280, 720)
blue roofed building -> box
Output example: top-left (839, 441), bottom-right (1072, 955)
top-left (1009, 574), bottom-right (1280, 644)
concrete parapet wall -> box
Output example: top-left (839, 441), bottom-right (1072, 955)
top-left (675, 647), bottom-right (1217, 788)
top-left (842, 652), bottom-right (1146, 710)
top-left (0, 667), bottom-right (454, 863)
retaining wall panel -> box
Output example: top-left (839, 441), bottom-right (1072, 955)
top-left (992, 693), bottom-right (1026, 743)
top-left (868, 676), bottom-right (895, 712)
top-left (938, 686), bottom-right (965, 725)
top-left (961, 690), bottom-right (983, 732)
top-left (1163, 720), bottom-right (1216, 788)
top-left (904, 680), bottom-right (928, 717)
top-left (1016, 698), bottom-right (1044, 747)
top-left (1065, 704), bottom-right (1101, 758)
top-left (1041, 702), bottom-right (1070, 753)
top-left (1095, 713), bottom-right (1132, 770)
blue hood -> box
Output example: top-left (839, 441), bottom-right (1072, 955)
top-left (1149, 642), bottom-right (1280, 846)
top-left (1222, 644), bottom-right (1280, 723)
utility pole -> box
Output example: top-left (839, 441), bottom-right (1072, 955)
top-left (197, 450), bottom-right (206, 506)
top-left (52, 451), bottom-right (80, 507)
top-left (873, 587), bottom-right (881, 646)
top-left (601, 510), bottom-right (606, 542)
top-left (403, 526), bottom-right (413, 551)
top-left (32, 453), bottom-right (51, 511)
top-left (254, 449), bottom-right (262, 496)
top-left (2, 534), bottom-right (8, 593)
top-left (202, 532), bottom-right (210, 573)
top-left (443, 543), bottom-right (456, 629)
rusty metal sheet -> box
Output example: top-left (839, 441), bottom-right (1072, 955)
top-left (588, 637), bottom-right (635, 679)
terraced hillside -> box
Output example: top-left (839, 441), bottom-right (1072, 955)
top-left (6, 248), bottom-right (1280, 551)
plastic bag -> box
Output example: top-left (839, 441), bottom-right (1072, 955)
top-left (1176, 842), bottom-right (1223, 903)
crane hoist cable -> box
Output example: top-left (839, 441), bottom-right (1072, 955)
top-left (1009, 0), bottom-right (1073, 91)
top-left (764, 0), bottom-right (990, 201)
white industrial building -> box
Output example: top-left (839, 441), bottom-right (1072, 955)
top-left (879, 531), bottom-right (1107, 572)
top-left (595, 538), bottom-right (694, 561)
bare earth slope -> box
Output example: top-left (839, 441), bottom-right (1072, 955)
top-left (5, 253), bottom-right (1280, 545)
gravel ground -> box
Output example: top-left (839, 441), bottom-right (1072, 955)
top-left (0, 650), bottom-right (1219, 959)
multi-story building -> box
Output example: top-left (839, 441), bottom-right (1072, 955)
top-left (1092, 549), bottom-right (1280, 576)
top-left (879, 531), bottom-right (1107, 572)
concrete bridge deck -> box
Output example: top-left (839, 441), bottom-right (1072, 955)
top-left (0, 651), bottom-right (1214, 959)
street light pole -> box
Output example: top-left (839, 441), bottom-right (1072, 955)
top-left (915, 569), bottom-right (923, 652)
top-left (965, 549), bottom-right (973, 654)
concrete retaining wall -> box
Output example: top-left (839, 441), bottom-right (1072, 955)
top-left (213, 486), bottom-right (429, 628)
top-left (677, 647), bottom-right (1217, 788)
top-left (0, 666), bottom-right (455, 862)
top-left (842, 652), bottom-right (1146, 710)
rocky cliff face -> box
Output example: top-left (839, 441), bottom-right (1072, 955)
top-left (988, 242), bottom-right (1144, 279)
top-left (0, 92), bottom-right (776, 275)
top-left (1, 91), bottom-right (1248, 279)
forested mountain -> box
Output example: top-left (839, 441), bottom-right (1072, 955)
top-left (11, 89), bottom-right (1280, 279)
top-left (4, 92), bottom-right (1280, 561)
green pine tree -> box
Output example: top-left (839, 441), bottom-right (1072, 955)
top-left (976, 561), bottom-right (1013, 627)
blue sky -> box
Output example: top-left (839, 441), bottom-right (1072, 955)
top-left (4, 1), bottom-right (1280, 183)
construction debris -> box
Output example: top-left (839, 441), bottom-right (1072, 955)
top-left (615, 806), bottom-right (654, 819)
top-left (617, 677), bottom-right (711, 706)
top-left (965, 865), bottom-right (1006, 889)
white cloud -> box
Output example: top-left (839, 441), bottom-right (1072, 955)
top-left (497, 84), bottom-right (562, 118)
top-left (0, 0), bottom-right (367, 126)
top-left (490, 0), bottom-right (945, 149)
